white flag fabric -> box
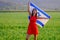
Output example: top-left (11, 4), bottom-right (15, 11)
top-left (28, 2), bottom-right (50, 28)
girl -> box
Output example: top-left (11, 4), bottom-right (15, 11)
top-left (26, 2), bottom-right (47, 40)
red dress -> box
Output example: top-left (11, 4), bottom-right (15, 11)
top-left (27, 16), bottom-right (38, 35)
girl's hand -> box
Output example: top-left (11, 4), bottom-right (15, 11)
top-left (28, 1), bottom-right (31, 16)
top-left (28, 0), bottom-right (30, 4)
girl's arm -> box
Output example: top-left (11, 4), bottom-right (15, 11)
top-left (28, 1), bottom-right (31, 16)
top-left (37, 16), bottom-right (48, 19)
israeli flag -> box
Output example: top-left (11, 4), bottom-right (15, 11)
top-left (28, 2), bottom-right (50, 28)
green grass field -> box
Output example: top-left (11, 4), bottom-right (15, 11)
top-left (0, 11), bottom-right (60, 40)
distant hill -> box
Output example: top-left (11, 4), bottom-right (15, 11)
top-left (0, 1), bottom-right (16, 10)
top-left (0, 0), bottom-right (60, 11)
top-left (0, 0), bottom-right (27, 11)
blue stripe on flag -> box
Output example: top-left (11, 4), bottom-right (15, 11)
top-left (37, 12), bottom-right (41, 16)
top-left (36, 20), bottom-right (44, 27)
top-left (28, 16), bottom-right (30, 20)
top-left (30, 3), bottom-right (50, 19)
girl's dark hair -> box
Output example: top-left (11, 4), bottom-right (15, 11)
top-left (31, 9), bottom-right (37, 17)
